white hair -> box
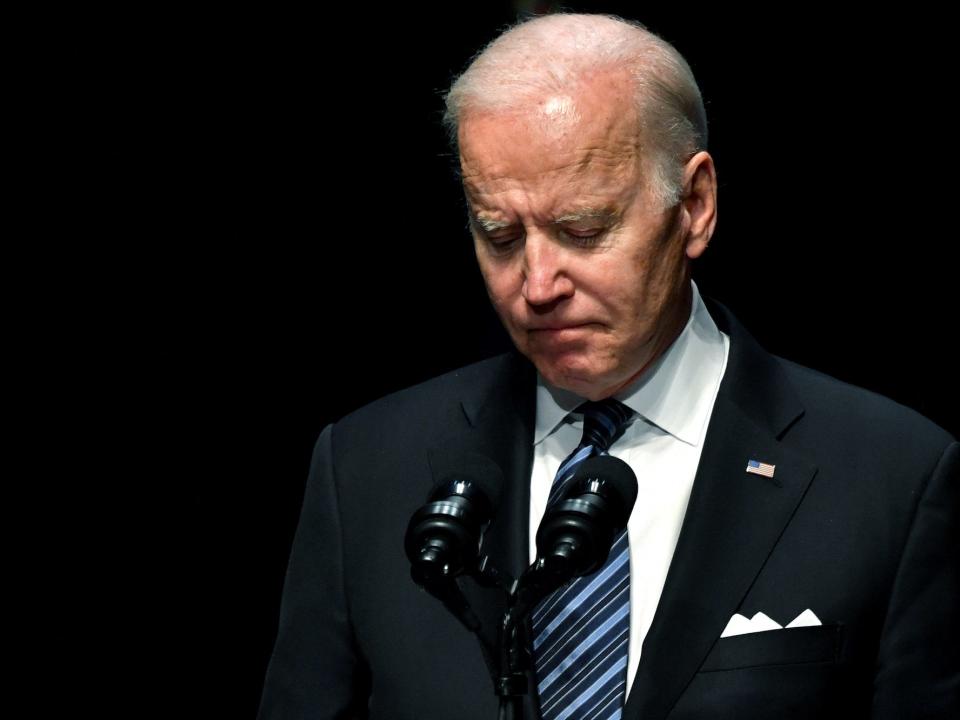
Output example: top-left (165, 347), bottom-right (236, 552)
top-left (443, 13), bottom-right (708, 208)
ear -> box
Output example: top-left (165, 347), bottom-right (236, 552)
top-left (679, 151), bottom-right (718, 260)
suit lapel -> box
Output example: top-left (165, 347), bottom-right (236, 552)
top-left (423, 352), bottom-right (537, 709)
top-left (456, 351), bottom-right (536, 581)
top-left (624, 301), bottom-right (818, 720)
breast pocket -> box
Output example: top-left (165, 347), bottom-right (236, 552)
top-left (699, 624), bottom-right (843, 672)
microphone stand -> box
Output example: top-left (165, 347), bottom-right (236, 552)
top-left (409, 457), bottom-right (635, 719)
top-left (477, 556), bottom-right (572, 720)
top-left (418, 532), bottom-right (616, 718)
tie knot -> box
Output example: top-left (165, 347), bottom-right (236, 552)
top-left (576, 398), bottom-right (633, 453)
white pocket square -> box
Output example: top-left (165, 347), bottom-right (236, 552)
top-left (720, 609), bottom-right (821, 638)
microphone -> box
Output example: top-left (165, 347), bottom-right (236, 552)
top-left (533, 455), bottom-right (637, 580)
top-left (503, 456), bottom-right (637, 691)
top-left (404, 452), bottom-right (503, 585)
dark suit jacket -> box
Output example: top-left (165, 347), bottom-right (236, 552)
top-left (259, 300), bottom-right (958, 719)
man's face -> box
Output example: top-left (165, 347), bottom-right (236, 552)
top-left (459, 80), bottom-right (703, 400)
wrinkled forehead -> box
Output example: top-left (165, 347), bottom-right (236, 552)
top-left (457, 74), bottom-right (644, 183)
top-left (458, 75), bottom-right (639, 146)
top-left (457, 107), bottom-right (643, 204)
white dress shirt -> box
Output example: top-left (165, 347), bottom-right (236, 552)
top-left (529, 280), bottom-right (730, 698)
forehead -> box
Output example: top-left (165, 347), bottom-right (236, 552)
top-left (458, 82), bottom-right (644, 220)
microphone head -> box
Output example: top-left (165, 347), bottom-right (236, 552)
top-left (534, 455), bottom-right (638, 578)
top-left (404, 452), bottom-right (503, 584)
top-left (426, 449), bottom-right (504, 509)
top-left (567, 455), bottom-right (638, 525)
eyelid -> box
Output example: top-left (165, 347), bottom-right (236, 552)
top-left (485, 227), bottom-right (523, 243)
top-left (479, 227), bottom-right (523, 254)
top-left (472, 217), bottom-right (607, 251)
top-left (561, 226), bottom-right (607, 246)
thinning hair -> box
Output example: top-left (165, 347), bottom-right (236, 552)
top-left (443, 13), bottom-right (708, 208)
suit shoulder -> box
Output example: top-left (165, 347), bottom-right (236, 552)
top-left (775, 356), bottom-right (955, 451)
top-left (334, 352), bottom-right (517, 436)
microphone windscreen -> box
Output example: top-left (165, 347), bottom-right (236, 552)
top-left (570, 455), bottom-right (638, 511)
top-left (426, 449), bottom-right (504, 507)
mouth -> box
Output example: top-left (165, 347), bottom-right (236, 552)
top-left (528, 323), bottom-right (596, 339)
top-left (529, 321), bottom-right (594, 331)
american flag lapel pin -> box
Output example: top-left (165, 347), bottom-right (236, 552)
top-left (746, 459), bottom-right (776, 478)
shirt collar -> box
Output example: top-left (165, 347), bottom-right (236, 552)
top-left (534, 280), bottom-right (727, 446)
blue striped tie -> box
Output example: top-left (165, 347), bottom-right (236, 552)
top-left (533, 399), bottom-right (634, 720)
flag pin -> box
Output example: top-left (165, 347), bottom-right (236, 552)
top-left (746, 459), bottom-right (776, 478)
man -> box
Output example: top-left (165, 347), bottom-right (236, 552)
top-left (259, 14), bottom-right (958, 719)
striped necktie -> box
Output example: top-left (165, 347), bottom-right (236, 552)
top-left (532, 399), bottom-right (634, 720)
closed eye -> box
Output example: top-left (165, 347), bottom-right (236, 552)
top-left (487, 233), bottom-right (522, 250)
top-left (561, 227), bottom-right (607, 246)
top-left (475, 226), bottom-right (523, 255)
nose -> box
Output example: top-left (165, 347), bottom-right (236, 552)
top-left (521, 233), bottom-right (574, 307)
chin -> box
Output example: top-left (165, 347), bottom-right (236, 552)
top-left (537, 356), bottom-right (612, 397)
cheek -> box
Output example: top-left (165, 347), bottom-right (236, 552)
top-left (483, 274), bottom-right (511, 307)
top-left (584, 261), bottom-right (650, 321)
top-left (479, 261), bottom-right (519, 303)
top-left (479, 275), bottom-right (520, 329)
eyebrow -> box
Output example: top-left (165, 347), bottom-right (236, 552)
top-left (468, 208), bottom-right (616, 233)
top-left (551, 208), bottom-right (617, 225)
top-left (469, 213), bottom-right (514, 233)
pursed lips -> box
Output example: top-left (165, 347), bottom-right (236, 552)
top-left (527, 322), bottom-right (596, 334)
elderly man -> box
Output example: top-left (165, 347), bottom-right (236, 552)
top-left (259, 14), bottom-right (958, 720)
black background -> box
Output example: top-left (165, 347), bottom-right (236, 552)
top-left (166, 4), bottom-right (958, 717)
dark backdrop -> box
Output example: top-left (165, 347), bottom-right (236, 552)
top-left (167, 4), bottom-right (958, 717)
